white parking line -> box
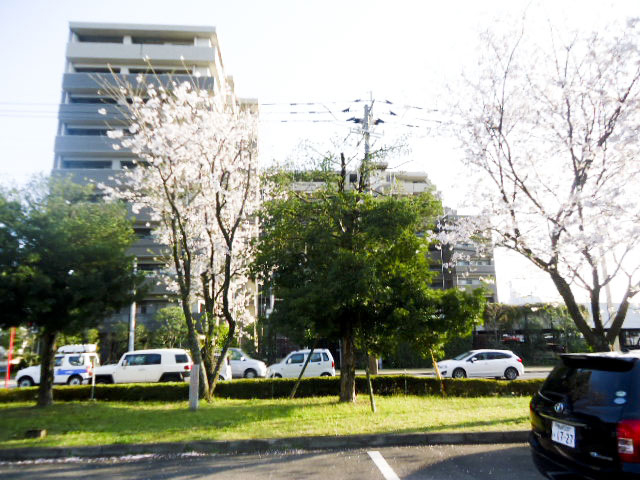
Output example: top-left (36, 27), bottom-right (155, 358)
top-left (367, 451), bottom-right (400, 480)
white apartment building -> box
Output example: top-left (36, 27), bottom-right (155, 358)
top-left (52, 22), bottom-right (258, 328)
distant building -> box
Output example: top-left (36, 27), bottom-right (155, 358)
top-left (289, 169), bottom-right (498, 302)
top-left (431, 210), bottom-right (498, 302)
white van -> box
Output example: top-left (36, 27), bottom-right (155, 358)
top-left (267, 349), bottom-right (335, 378)
top-left (16, 344), bottom-right (99, 387)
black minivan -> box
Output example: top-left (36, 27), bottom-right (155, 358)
top-left (530, 352), bottom-right (640, 479)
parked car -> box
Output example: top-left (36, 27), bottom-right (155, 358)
top-left (94, 348), bottom-right (195, 384)
top-left (530, 352), bottom-right (640, 479)
top-left (436, 349), bottom-right (524, 380)
top-left (267, 349), bottom-right (335, 378)
top-left (229, 348), bottom-right (267, 378)
top-left (16, 344), bottom-right (99, 387)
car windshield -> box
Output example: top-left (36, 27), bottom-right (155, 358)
top-left (452, 351), bottom-right (473, 361)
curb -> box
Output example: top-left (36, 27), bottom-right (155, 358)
top-left (0, 430), bottom-right (530, 461)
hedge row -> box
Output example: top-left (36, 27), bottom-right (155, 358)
top-left (0, 375), bottom-right (544, 403)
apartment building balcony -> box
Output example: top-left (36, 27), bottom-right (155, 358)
top-left (66, 42), bottom-right (217, 67)
top-left (62, 73), bottom-right (214, 95)
top-left (454, 264), bottom-right (496, 275)
top-left (52, 168), bottom-right (119, 186)
top-left (58, 103), bottom-right (127, 126)
top-left (55, 135), bottom-right (128, 156)
top-left (129, 239), bottom-right (166, 259)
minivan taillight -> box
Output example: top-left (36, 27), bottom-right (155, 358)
top-left (617, 420), bottom-right (640, 463)
top-left (332, 361), bottom-right (335, 368)
top-left (184, 364), bottom-right (191, 371)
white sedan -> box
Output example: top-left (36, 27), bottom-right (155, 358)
top-left (437, 349), bottom-right (524, 380)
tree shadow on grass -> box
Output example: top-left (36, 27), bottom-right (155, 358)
top-left (385, 414), bottom-right (530, 435)
top-left (0, 399), bottom-right (338, 448)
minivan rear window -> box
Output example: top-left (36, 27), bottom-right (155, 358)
top-left (542, 357), bottom-right (634, 408)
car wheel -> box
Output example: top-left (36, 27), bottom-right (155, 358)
top-left (67, 375), bottom-right (83, 386)
top-left (244, 369), bottom-right (257, 379)
top-left (504, 367), bottom-right (518, 381)
top-left (274, 373), bottom-right (282, 378)
top-left (18, 376), bottom-right (34, 387)
top-left (452, 368), bottom-right (467, 379)
top-left (320, 372), bottom-right (332, 377)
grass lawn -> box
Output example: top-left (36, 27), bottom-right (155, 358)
top-left (0, 395), bottom-right (531, 449)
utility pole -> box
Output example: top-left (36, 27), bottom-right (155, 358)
top-left (349, 95), bottom-right (381, 377)
top-left (347, 94), bottom-right (381, 192)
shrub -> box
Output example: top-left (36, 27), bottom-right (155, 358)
top-left (0, 375), bottom-right (544, 403)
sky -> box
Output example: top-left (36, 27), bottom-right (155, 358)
top-left (1, 0), bottom-right (638, 305)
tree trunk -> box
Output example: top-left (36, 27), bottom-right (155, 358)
top-left (547, 269), bottom-right (610, 351)
top-left (208, 326), bottom-right (234, 398)
top-left (37, 329), bottom-right (58, 408)
top-left (339, 330), bottom-right (357, 403)
top-left (180, 300), bottom-right (211, 407)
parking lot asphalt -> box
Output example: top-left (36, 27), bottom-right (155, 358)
top-left (0, 444), bottom-right (546, 479)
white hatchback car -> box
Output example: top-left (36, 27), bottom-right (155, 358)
top-left (436, 349), bottom-right (524, 380)
top-left (267, 349), bottom-right (335, 378)
top-left (229, 348), bottom-right (267, 378)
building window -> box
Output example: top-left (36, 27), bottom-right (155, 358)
top-left (66, 128), bottom-right (109, 136)
top-left (131, 36), bottom-right (193, 46)
top-left (76, 34), bottom-right (123, 43)
top-left (62, 160), bottom-right (112, 169)
top-left (69, 96), bottom-right (118, 104)
top-left (74, 66), bottom-right (120, 73)
top-left (134, 228), bottom-right (153, 239)
top-left (129, 67), bottom-right (191, 75)
top-left (121, 160), bottom-right (150, 170)
top-left (138, 263), bottom-right (164, 272)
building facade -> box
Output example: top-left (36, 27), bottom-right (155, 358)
top-left (52, 22), bottom-right (258, 332)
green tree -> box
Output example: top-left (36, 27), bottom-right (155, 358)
top-left (255, 156), bottom-right (485, 402)
top-left (0, 177), bottom-right (145, 406)
top-left (148, 306), bottom-right (189, 349)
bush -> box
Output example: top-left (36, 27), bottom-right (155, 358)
top-left (0, 375), bottom-right (544, 403)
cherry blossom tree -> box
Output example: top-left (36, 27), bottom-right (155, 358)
top-left (100, 74), bottom-right (259, 402)
top-left (450, 19), bottom-right (640, 351)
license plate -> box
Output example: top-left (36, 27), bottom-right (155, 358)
top-left (551, 421), bottom-right (576, 448)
